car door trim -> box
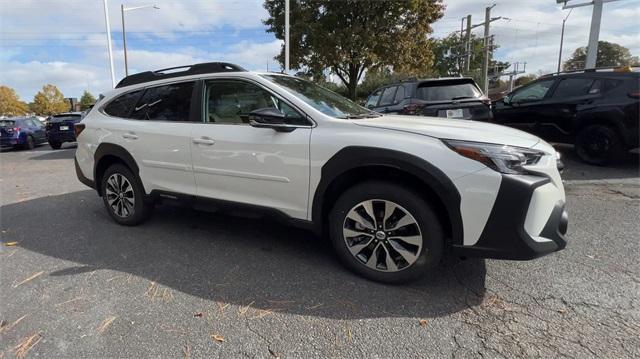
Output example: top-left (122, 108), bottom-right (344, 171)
top-left (192, 165), bottom-right (291, 183)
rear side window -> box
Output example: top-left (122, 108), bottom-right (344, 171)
top-left (104, 90), bottom-right (143, 118)
top-left (551, 78), bottom-right (596, 98)
top-left (416, 81), bottom-right (482, 101)
top-left (379, 86), bottom-right (397, 106)
top-left (131, 82), bottom-right (194, 122)
top-left (394, 86), bottom-right (406, 103)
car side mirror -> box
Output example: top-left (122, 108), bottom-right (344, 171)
top-left (248, 108), bottom-right (295, 132)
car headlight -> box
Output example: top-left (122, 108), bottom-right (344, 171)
top-left (442, 139), bottom-right (546, 175)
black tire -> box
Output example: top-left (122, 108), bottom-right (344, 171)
top-left (101, 163), bottom-right (152, 226)
top-left (49, 141), bottom-right (62, 150)
top-left (575, 125), bottom-right (623, 166)
top-left (24, 135), bottom-right (35, 150)
top-left (328, 181), bottom-right (444, 284)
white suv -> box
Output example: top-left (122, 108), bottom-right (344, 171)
top-left (74, 62), bottom-right (568, 283)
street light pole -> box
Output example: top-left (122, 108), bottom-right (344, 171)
top-left (121, 4), bottom-right (159, 77)
top-left (585, 0), bottom-right (603, 69)
top-left (121, 4), bottom-right (128, 76)
top-left (557, 8), bottom-right (572, 74)
top-left (103, 0), bottom-right (116, 88)
top-left (285, 0), bottom-right (290, 72)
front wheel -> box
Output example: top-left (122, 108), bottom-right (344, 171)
top-left (24, 135), bottom-right (35, 150)
top-left (49, 141), bottom-right (62, 149)
top-left (329, 181), bottom-right (444, 283)
top-left (101, 164), bottom-right (152, 226)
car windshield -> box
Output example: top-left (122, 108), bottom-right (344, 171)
top-left (416, 80), bottom-right (483, 101)
top-left (261, 75), bottom-right (378, 119)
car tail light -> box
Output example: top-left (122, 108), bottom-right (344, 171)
top-left (629, 91), bottom-right (640, 99)
top-left (400, 103), bottom-right (421, 115)
top-left (12, 127), bottom-right (20, 132)
top-left (74, 123), bottom-right (86, 137)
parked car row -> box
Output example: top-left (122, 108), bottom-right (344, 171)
top-left (365, 67), bottom-right (639, 165)
top-left (0, 112), bottom-right (82, 150)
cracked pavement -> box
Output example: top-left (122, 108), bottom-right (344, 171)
top-left (1, 144), bottom-right (639, 358)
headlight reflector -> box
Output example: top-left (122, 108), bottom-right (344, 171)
top-left (443, 139), bottom-right (545, 174)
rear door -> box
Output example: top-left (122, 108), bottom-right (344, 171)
top-left (101, 81), bottom-right (197, 195)
top-left (28, 118), bottom-right (46, 142)
top-left (373, 86), bottom-right (398, 113)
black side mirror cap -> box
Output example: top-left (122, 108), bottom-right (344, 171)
top-left (248, 108), bottom-right (295, 132)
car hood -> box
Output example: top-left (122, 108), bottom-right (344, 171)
top-left (353, 115), bottom-right (540, 148)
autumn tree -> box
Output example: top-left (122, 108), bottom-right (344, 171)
top-left (564, 41), bottom-right (639, 71)
top-left (79, 90), bottom-right (96, 111)
top-left (0, 85), bottom-right (29, 116)
top-left (31, 84), bottom-right (69, 116)
top-left (264, 0), bottom-right (445, 100)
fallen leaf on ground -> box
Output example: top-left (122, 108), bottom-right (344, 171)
top-left (12, 271), bottom-right (44, 288)
top-left (211, 334), bottom-right (225, 343)
top-left (0, 320), bottom-right (6, 329)
top-left (558, 309), bottom-right (567, 314)
top-left (419, 319), bottom-right (428, 327)
top-left (268, 348), bottom-right (280, 358)
top-left (3, 241), bottom-right (17, 246)
top-left (13, 332), bottom-right (42, 359)
top-left (0, 315), bottom-right (27, 334)
top-left (183, 342), bottom-right (191, 359)
top-left (193, 312), bottom-right (203, 318)
top-left (97, 316), bottom-right (117, 333)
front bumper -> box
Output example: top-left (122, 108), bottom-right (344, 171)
top-left (453, 174), bottom-right (568, 260)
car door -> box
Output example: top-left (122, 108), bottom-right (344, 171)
top-left (374, 86), bottom-right (398, 113)
top-left (28, 118), bottom-right (46, 142)
top-left (492, 78), bottom-right (556, 135)
top-left (190, 79), bottom-right (312, 219)
top-left (101, 81), bottom-right (197, 195)
top-left (365, 89), bottom-right (382, 110)
top-left (538, 77), bottom-right (601, 143)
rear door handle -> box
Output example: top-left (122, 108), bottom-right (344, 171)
top-left (193, 137), bottom-right (215, 145)
top-left (122, 132), bottom-right (138, 140)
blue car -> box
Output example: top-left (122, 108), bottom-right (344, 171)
top-left (45, 112), bottom-right (82, 149)
top-left (0, 117), bottom-right (47, 150)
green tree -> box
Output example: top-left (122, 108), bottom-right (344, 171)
top-left (563, 41), bottom-right (640, 71)
top-left (31, 84), bottom-right (69, 116)
top-left (79, 90), bottom-right (96, 111)
top-left (0, 85), bottom-right (29, 116)
top-left (263, 0), bottom-right (445, 100)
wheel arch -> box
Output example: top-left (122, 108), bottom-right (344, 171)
top-left (93, 143), bottom-right (141, 196)
top-left (312, 146), bottom-right (463, 246)
top-left (575, 110), bottom-right (628, 145)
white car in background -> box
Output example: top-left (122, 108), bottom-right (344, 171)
top-left (74, 62), bottom-right (568, 283)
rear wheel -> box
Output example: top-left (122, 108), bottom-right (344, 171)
top-left (575, 125), bottom-right (623, 165)
top-left (329, 181), bottom-right (444, 283)
top-left (49, 141), bottom-right (62, 149)
top-left (101, 163), bottom-right (152, 226)
top-left (24, 135), bottom-right (35, 150)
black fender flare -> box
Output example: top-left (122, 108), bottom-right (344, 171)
top-left (311, 146), bottom-right (464, 245)
top-left (93, 143), bottom-right (140, 194)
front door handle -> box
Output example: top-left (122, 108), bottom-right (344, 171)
top-left (122, 132), bottom-right (138, 140)
top-left (193, 137), bottom-right (215, 145)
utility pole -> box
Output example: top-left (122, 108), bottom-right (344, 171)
top-left (121, 4), bottom-right (128, 77)
top-left (459, 17), bottom-right (465, 73)
top-left (103, 0), bottom-right (116, 88)
top-left (285, 0), bottom-right (290, 72)
top-left (465, 15), bottom-right (472, 72)
top-left (557, 9), bottom-right (572, 73)
top-left (501, 62), bottom-right (527, 92)
top-left (481, 4), bottom-right (496, 95)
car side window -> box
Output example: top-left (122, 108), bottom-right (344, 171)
top-left (205, 80), bottom-right (306, 125)
top-left (103, 90), bottom-right (144, 118)
top-left (365, 89), bottom-right (382, 108)
top-left (131, 82), bottom-right (194, 122)
top-left (551, 78), bottom-right (596, 98)
top-left (510, 79), bottom-right (555, 103)
top-left (29, 119), bottom-right (43, 127)
top-left (394, 86), bottom-right (405, 104)
top-left (379, 86), bottom-right (397, 107)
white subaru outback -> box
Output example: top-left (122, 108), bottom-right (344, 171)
top-left (74, 62), bottom-right (568, 283)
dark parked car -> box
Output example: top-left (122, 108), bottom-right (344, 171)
top-left (492, 68), bottom-right (639, 165)
top-left (365, 78), bottom-right (492, 121)
top-left (46, 112), bottom-right (82, 149)
top-left (0, 117), bottom-right (47, 150)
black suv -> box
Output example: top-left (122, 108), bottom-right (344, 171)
top-left (492, 69), bottom-right (639, 165)
top-left (365, 78), bottom-right (492, 121)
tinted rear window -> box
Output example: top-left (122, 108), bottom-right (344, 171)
top-left (551, 78), bottom-right (596, 98)
top-left (104, 90), bottom-right (144, 118)
top-left (0, 120), bottom-right (15, 127)
top-left (130, 82), bottom-right (194, 122)
top-left (416, 81), bottom-right (482, 101)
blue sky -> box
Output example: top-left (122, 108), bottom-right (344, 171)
top-left (1, 0), bottom-right (638, 101)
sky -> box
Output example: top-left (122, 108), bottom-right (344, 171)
top-left (1, 0), bottom-right (638, 101)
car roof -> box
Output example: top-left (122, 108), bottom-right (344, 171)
top-left (51, 112), bottom-right (82, 117)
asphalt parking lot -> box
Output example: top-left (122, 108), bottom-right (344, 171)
top-left (1, 143), bottom-right (639, 358)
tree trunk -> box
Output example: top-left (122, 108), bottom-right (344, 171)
top-left (347, 63), bottom-right (359, 101)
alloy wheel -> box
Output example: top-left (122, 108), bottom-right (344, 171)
top-left (342, 199), bottom-right (423, 272)
top-left (105, 173), bottom-right (135, 218)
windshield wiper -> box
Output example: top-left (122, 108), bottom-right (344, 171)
top-left (451, 96), bottom-right (475, 100)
